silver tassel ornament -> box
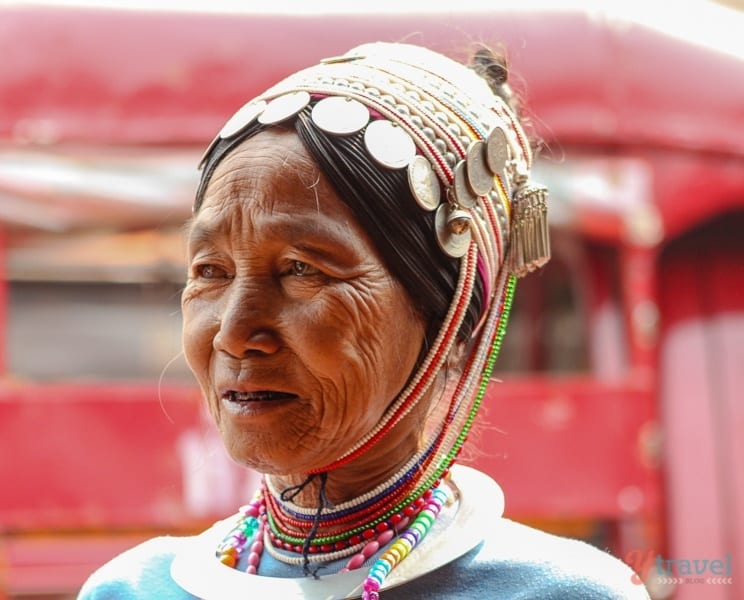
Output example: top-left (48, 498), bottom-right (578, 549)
top-left (505, 179), bottom-right (550, 278)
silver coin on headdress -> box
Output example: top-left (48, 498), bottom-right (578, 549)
top-left (452, 161), bottom-right (477, 208)
top-left (486, 126), bottom-right (509, 173)
top-left (407, 156), bottom-right (441, 211)
top-left (311, 97), bottom-right (370, 135)
top-left (364, 120), bottom-right (417, 169)
top-left (219, 100), bottom-right (268, 139)
top-left (258, 91), bottom-right (311, 125)
top-left (465, 140), bottom-right (493, 197)
top-left (435, 203), bottom-right (471, 258)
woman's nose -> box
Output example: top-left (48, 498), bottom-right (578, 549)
top-left (212, 281), bottom-right (282, 357)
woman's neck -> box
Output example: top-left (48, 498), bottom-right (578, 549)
top-left (266, 419), bottom-right (422, 508)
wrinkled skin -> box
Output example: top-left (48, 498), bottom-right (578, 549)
top-left (182, 129), bottom-right (430, 504)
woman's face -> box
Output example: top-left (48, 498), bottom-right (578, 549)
top-left (182, 129), bottom-right (426, 475)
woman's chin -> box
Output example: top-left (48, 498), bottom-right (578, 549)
top-left (221, 432), bottom-right (324, 477)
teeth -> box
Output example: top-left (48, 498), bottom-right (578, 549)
top-left (229, 391), bottom-right (290, 402)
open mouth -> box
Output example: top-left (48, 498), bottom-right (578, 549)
top-left (224, 391), bottom-right (298, 403)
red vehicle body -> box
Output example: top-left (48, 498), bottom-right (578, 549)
top-left (0, 6), bottom-right (742, 598)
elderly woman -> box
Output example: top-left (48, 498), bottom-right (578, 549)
top-left (80, 42), bottom-right (647, 599)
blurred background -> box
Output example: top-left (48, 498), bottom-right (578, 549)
top-left (0, 1), bottom-right (742, 598)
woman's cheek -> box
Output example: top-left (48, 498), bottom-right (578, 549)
top-left (182, 298), bottom-right (219, 382)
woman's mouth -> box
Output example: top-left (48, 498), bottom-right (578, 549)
top-left (220, 390), bottom-right (299, 415)
top-left (224, 390), bottom-right (297, 403)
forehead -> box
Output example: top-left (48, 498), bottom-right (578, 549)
top-left (201, 129), bottom-right (323, 211)
top-left (192, 128), bottom-right (370, 247)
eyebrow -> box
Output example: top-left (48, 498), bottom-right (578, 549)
top-left (187, 213), bottom-right (363, 267)
top-left (186, 221), bottom-right (227, 251)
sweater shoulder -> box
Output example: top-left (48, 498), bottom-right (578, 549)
top-left (77, 536), bottom-right (197, 600)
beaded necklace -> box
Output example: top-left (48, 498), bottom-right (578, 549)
top-left (216, 480), bottom-right (451, 589)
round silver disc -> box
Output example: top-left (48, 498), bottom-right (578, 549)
top-left (435, 204), bottom-right (471, 258)
top-left (486, 127), bottom-right (509, 173)
top-left (364, 120), bottom-right (416, 169)
top-left (258, 91), bottom-right (311, 125)
top-left (407, 156), bottom-right (441, 211)
top-left (311, 96), bottom-right (370, 136)
top-left (465, 140), bottom-right (493, 196)
top-left (453, 161), bottom-right (477, 208)
top-left (219, 100), bottom-right (267, 139)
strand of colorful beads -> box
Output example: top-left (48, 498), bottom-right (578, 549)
top-left (216, 497), bottom-right (264, 573)
top-left (362, 486), bottom-right (449, 600)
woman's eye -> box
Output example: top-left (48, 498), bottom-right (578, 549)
top-left (291, 260), bottom-right (319, 277)
top-left (195, 264), bottom-right (229, 279)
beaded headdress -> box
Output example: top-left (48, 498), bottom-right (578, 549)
top-left (197, 42), bottom-right (549, 595)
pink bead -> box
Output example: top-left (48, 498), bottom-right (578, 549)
top-left (339, 567), bottom-right (350, 573)
top-left (240, 502), bottom-right (260, 517)
top-left (245, 564), bottom-right (257, 575)
top-left (346, 553), bottom-right (366, 570)
top-left (361, 540), bottom-right (380, 558)
top-left (247, 551), bottom-right (261, 567)
top-left (377, 529), bottom-right (395, 546)
top-left (251, 540), bottom-right (263, 553)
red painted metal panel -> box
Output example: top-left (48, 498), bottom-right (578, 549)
top-left (0, 228), bottom-right (6, 375)
top-left (0, 379), bottom-right (651, 530)
top-left (465, 376), bottom-right (659, 519)
top-left (659, 216), bottom-right (744, 600)
top-left (0, 382), bottom-right (256, 531)
top-left (1, 7), bottom-right (742, 155)
top-left (1, 533), bottom-right (150, 594)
